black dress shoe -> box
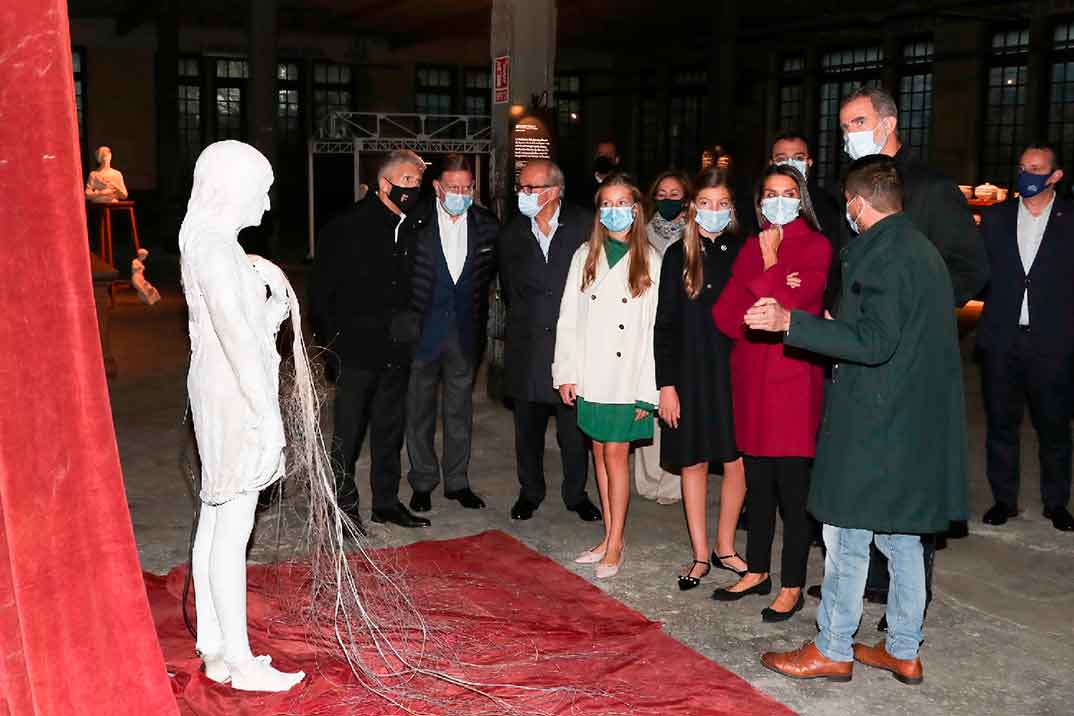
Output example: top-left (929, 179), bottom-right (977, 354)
top-left (445, 488), bottom-right (486, 509)
top-left (1044, 506), bottom-right (1074, 531)
top-left (409, 490), bottom-right (432, 513)
top-left (712, 576), bottom-right (772, 601)
top-left (566, 497), bottom-right (602, 522)
top-left (946, 519), bottom-right (969, 539)
top-left (371, 502), bottom-right (431, 528)
top-left (983, 502), bottom-right (1017, 525)
top-left (510, 497), bottom-right (538, 520)
top-left (678, 560), bottom-right (711, 591)
top-left (762, 593), bottom-right (806, 622)
top-left (806, 584), bottom-right (822, 600)
top-left (863, 588), bottom-right (888, 604)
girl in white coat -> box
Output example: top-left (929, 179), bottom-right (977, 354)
top-left (553, 175), bottom-right (661, 579)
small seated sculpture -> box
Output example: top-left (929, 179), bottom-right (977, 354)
top-left (130, 248), bottom-right (161, 305)
top-left (85, 146), bottom-right (129, 203)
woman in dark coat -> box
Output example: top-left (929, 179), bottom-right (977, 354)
top-left (655, 168), bottom-right (747, 590)
top-left (711, 164), bottom-right (831, 622)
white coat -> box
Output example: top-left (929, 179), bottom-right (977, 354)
top-left (552, 241), bottom-right (661, 406)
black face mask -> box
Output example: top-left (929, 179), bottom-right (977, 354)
top-left (593, 155), bottom-right (617, 176)
top-left (385, 180), bottom-right (420, 208)
top-left (654, 199), bottom-right (685, 221)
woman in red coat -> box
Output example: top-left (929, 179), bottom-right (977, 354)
top-left (711, 164), bottom-right (830, 622)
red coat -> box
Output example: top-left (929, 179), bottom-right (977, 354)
top-left (712, 217), bottom-right (831, 458)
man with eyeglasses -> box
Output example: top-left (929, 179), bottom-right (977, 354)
top-left (497, 159), bottom-right (601, 522)
top-left (404, 153), bottom-right (501, 515)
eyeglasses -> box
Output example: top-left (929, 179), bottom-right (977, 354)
top-left (441, 184), bottom-right (474, 195)
top-left (516, 184), bottom-right (554, 194)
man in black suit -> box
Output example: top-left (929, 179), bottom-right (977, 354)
top-left (977, 142), bottom-right (1074, 532)
top-left (310, 149), bottom-right (429, 528)
top-left (405, 154), bottom-right (500, 514)
top-left (498, 159), bottom-right (601, 522)
top-left (769, 131), bottom-right (844, 310)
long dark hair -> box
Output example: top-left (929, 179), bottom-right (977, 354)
top-left (753, 164), bottom-right (821, 232)
top-left (681, 168), bottom-right (738, 299)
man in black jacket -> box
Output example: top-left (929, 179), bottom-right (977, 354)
top-left (498, 159), bottom-right (601, 522)
top-left (769, 130), bottom-right (844, 310)
top-left (309, 149), bottom-right (430, 529)
top-left (977, 143), bottom-right (1074, 532)
top-left (835, 86), bottom-right (989, 620)
top-left (405, 154), bottom-right (500, 514)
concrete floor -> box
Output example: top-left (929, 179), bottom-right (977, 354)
top-left (110, 262), bottom-right (1073, 716)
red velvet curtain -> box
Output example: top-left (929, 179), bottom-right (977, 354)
top-left (0, 2), bottom-right (179, 713)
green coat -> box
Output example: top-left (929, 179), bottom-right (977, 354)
top-left (786, 213), bottom-right (969, 534)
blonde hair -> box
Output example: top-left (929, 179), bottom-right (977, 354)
top-left (583, 175), bottom-right (652, 297)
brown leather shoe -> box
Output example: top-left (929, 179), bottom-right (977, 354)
top-left (852, 640), bottom-right (923, 685)
top-left (760, 641), bottom-right (853, 682)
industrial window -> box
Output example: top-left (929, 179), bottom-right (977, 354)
top-left (313, 62), bottom-right (353, 127)
top-left (816, 47), bottom-right (885, 188)
top-left (778, 55), bottom-right (805, 133)
top-left (73, 48), bottom-right (86, 153)
top-left (555, 73), bottom-right (582, 142)
top-left (898, 39), bottom-right (934, 160)
top-left (276, 61), bottom-right (302, 151)
top-left (982, 29), bottom-right (1028, 184)
top-left (178, 56), bottom-right (202, 171)
top-left (416, 65), bottom-right (454, 114)
top-left (463, 68), bottom-right (491, 116)
top-left (213, 57), bottom-right (247, 141)
top-left (1049, 22), bottom-right (1074, 174)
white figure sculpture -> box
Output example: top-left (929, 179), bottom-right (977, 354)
top-left (85, 146), bottom-right (129, 203)
top-left (131, 248), bottom-right (161, 305)
top-left (179, 140), bottom-right (304, 692)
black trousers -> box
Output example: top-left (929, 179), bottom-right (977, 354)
top-left (406, 331), bottom-right (474, 495)
top-left (330, 361), bottom-right (410, 512)
top-left (512, 398), bottom-right (590, 508)
top-left (744, 456), bottom-right (811, 587)
top-left (982, 336), bottom-right (1074, 511)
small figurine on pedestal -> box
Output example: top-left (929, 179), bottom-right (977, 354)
top-left (85, 146), bottom-right (129, 203)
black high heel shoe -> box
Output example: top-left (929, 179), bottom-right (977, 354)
top-left (677, 560), bottom-right (712, 591)
top-left (710, 550), bottom-right (748, 577)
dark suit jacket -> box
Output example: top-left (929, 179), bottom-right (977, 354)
top-left (405, 199), bottom-right (500, 361)
top-left (498, 202), bottom-right (593, 402)
top-left (309, 196), bottom-right (414, 369)
top-left (806, 176), bottom-right (844, 310)
top-left (977, 197), bottom-right (1074, 355)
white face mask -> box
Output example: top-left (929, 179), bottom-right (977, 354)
top-left (761, 196), bottom-right (801, 226)
top-left (777, 158), bottom-right (809, 180)
top-left (846, 195), bottom-right (864, 234)
top-left (844, 119), bottom-right (891, 160)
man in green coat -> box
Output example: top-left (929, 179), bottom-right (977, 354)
top-left (743, 155), bottom-right (968, 685)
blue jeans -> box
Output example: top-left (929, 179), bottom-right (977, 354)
top-left (815, 525), bottom-right (925, 662)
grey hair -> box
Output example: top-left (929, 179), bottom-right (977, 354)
top-left (524, 159), bottom-right (567, 192)
top-left (841, 86), bottom-right (898, 119)
top-left (377, 149), bottom-right (425, 180)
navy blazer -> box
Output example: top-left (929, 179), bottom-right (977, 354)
top-left (977, 196), bottom-right (1074, 355)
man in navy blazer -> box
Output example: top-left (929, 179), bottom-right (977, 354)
top-left (977, 142), bottom-right (1074, 532)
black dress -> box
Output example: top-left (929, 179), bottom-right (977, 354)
top-left (654, 234), bottom-right (741, 468)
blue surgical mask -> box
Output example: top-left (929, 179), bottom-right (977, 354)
top-left (600, 205), bottom-right (635, 233)
top-left (517, 189), bottom-right (550, 218)
top-left (1016, 171), bottom-right (1052, 199)
top-left (695, 208), bottom-right (732, 235)
top-left (760, 196), bottom-right (801, 226)
top-left (777, 158), bottom-right (809, 179)
top-left (843, 120), bottom-right (890, 160)
top-left (442, 192), bottom-right (472, 216)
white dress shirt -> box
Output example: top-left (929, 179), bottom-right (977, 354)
top-left (1016, 195), bottom-right (1054, 326)
top-left (530, 204), bottom-right (561, 261)
top-left (436, 199), bottom-right (468, 284)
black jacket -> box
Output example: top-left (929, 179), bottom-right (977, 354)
top-left (977, 197), bottom-right (1074, 355)
top-left (498, 202), bottom-right (593, 401)
top-left (806, 177), bottom-right (844, 310)
top-left (309, 196), bottom-right (414, 369)
top-left (405, 198), bottom-right (500, 361)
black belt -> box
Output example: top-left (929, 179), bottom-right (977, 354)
top-left (1018, 324), bottom-right (1031, 333)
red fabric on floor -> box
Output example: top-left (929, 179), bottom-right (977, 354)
top-left (0, 2), bottom-right (180, 714)
top-left (154, 530), bottom-right (794, 715)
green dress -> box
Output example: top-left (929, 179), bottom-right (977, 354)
top-left (576, 238), bottom-right (655, 443)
